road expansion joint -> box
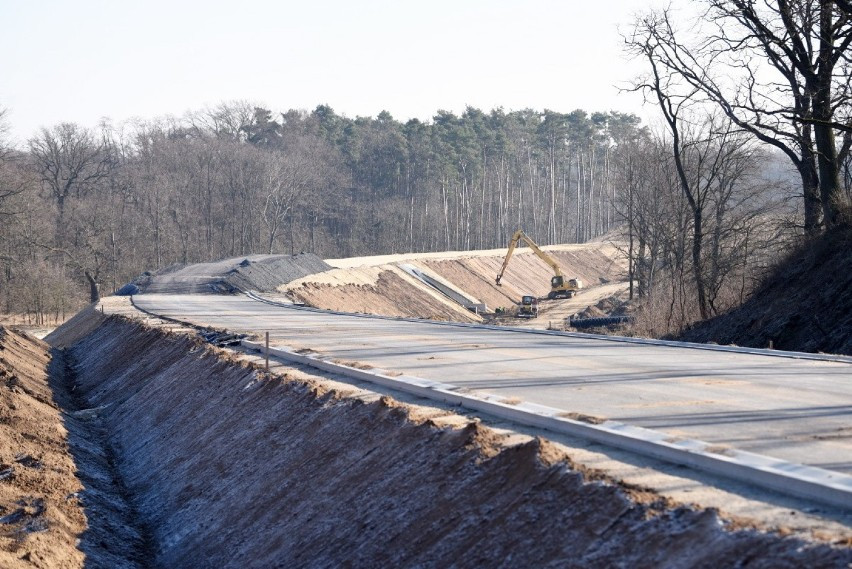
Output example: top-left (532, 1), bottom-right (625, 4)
top-left (243, 291), bottom-right (852, 364)
top-left (121, 294), bottom-right (852, 515)
top-left (240, 336), bottom-right (852, 512)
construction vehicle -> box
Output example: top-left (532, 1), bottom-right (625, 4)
top-left (495, 230), bottom-right (582, 299)
top-left (518, 295), bottom-right (539, 318)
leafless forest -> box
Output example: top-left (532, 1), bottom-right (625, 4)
top-left (2, 1), bottom-right (851, 335)
top-left (0, 104), bottom-right (655, 321)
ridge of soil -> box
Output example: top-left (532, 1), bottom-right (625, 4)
top-left (0, 325), bottom-right (153, 568)
top-left (46, 315), bottom-right (852, 567)
top-left (283, 244), bottom-right (627, 322)
top-left (135, 253), bottom-right (331, 295)
top-left (287, 269), bottom-right (481, 322)
top-left (680, 224), bottom-right (852, 355)
top-left (0, 327), bottom-right (85, 568)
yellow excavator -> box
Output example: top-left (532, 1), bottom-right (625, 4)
top-left (495, 230), bottom-right (582, 299)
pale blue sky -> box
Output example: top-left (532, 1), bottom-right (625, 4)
top-left (1, 0), bottom-right (667, 142)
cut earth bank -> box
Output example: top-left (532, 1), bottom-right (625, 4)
top-left (279, 243), bottom-right (628, 324)
top-left (0, 326), bottom-right (146, 569)
top-left (2, 303), bottom-right (842, 567)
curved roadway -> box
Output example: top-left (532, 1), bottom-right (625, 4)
top-left (133, 293), bottom-right (852, 475)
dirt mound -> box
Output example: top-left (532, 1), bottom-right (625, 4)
top-left (284, 243), bottom-right (627, 322)
top-left (0, 328), bottom-right (85, 568)
top-left (681, 224), bottom-right (852, 355)
top-left (284, 266), bottom-right (480, 322)
top-left (576, 304), bottom-right (607, 319)
top-left (137, 253), bottom-right (331, 294)
top-left (45, 304), bottom-right (107, 348)
top-left (574, 295), bottom-right (630, 320)
top-left (54, 317), bottom-right (850, 567)
top-left (224, 253), bottom-right (332, 292)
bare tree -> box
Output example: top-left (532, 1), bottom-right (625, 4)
top-left (629, 14), bottom-right (780, 319)
top-left (187, 100), bottom-right (258, 142)
top-left (0, 110), bottom-right (28, 217)
top-left (261, 153), bottom-right (299, 254)
top-left (28, 123), bottom-right (113, 242)
top-left (629, 3), bottom-right (852, 232)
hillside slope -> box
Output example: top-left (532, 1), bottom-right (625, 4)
top-left (47, 316), bottom-right (851, 567)
top-left (681, 224), bottom-right (852, 355)
top-left (282, 243), bottom-right (626, 322)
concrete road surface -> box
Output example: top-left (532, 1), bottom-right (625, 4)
top-left (133, 293), bottom-right (852, 475)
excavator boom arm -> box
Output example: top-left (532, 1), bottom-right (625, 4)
top-left (495, 230), bottom-right (563, 285)
top-left (518, 232), bottom-right (563, 278)
top-left (495, 230), bottom-right (520, 285)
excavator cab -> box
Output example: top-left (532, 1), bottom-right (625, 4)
top-left (549, 276), bottom-right (580, 300)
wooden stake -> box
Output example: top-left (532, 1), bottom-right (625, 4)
top-left (265, 331), bottom-right (270, 371)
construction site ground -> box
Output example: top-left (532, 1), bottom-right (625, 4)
top-left (0, 298), bottom-right (843, 567)
top-left (280, 242), bottom-right (629, 327)
top-left (2, 241), bottom-right (850, 566)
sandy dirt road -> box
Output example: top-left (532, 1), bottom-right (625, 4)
top-left (511, 281), bottom-right (630, 329)
top-left (132, 293), bottom-right (852, 477)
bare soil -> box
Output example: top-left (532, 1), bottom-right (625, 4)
top-left (0, 328), bottom-right (84, 569)
top-left (513, 282), bottom-right (630, 329)
top-left (135, 253), bottom-right (331, 295)
top-left (283, 243), bottom-right (627, 325)
top-left (39, 312), bottom-right (852, 567)
top-left (0, 323), bottom-right (152, 568)
top-left (680, 223), bottom-right (852, 355)
top-left (287, 268), bottom-right (480, 322)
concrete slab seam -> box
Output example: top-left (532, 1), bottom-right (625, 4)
top-left (242, 292), bottom-right (852, 365)
top-left (242, 338), bottom-right (852, 511)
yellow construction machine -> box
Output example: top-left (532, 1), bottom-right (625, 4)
top-left (495, 230), bottom-right (582, 299)
top-left (518, 294), bottom-right (539, 318)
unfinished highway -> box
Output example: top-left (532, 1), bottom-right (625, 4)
top-left (132, 293), bottom-right (852, 480)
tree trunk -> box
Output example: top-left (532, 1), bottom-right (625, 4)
top-left (84, 270), bottom-right (99, 303)
top-left (692, 209), bottom-right (708, 319)
top-left (813, 2), bottom-right (843, 226)
top-left (799, 133), bottom-right (822, 233)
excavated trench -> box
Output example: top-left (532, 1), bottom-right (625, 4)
top-left (1, 312), bottom-right (848, 567)
top-left (49, 348), bottom-right (153, 569)
top-left (0, 326), bottom-right (150, 569)
top-left (8, 314), bottom-right (841, 567)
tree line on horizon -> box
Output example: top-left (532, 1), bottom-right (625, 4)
top-left (2, 0), bottom-right (851, 335)
top-left (0, 103), bottom-right (660, 321)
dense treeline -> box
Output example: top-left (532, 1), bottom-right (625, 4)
top-left (0, 97), bottom-right (824, 329)
top-left (3, 2), bottom-right (852, 341)
top-left (0, 103), bottom-right (652, 321)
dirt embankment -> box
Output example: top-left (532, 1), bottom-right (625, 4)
top-left (47, 315), bottom-right (851, 567)
top-left (681, 224), bottom-right (852, 355)
top-left (283, 243), bottom-right (626, 322)
top-left (133, 253), bottom-right (331, 295)
top-left (0, 328), bottom-right (85, 568)
top-left (0, 322), bottom-right (149, 569)
top-left (421, 246), bottom-right (626, 311)
top-left (285, 267), bottom-right (481, 322)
